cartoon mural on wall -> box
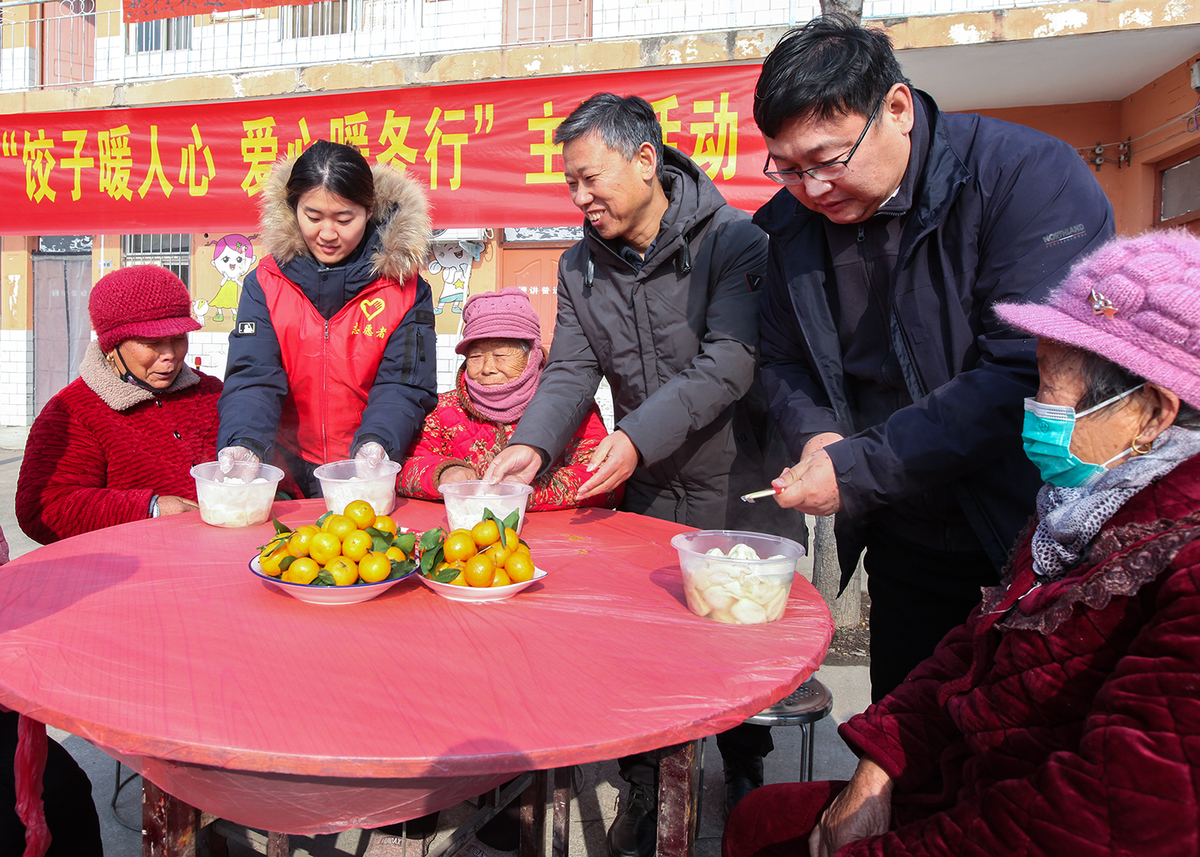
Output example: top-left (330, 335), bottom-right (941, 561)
top-left (205, 234), bottom-right (257, 324)
top-left (427, 238), bottom-right (486, 317)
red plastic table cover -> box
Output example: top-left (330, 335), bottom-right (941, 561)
top-left (0, 500), bottom-right (832, 834)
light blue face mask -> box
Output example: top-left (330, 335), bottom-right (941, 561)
top-left (1021, 384), bottom-right (1145, 488)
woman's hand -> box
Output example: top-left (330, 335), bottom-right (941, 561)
top-left (156, 496), bottom-right (199, 516)
top-left (437, 465), bottom-right (479, 487)
top-left (810, 757), bottom-right (894, 857)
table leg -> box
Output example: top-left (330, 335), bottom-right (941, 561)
top-left (657, 741), bottom-right (700, 857)
top-left (143, 778), bottom-right (200, 857)
top-left (551, 767), bottom-right (571, 857)
top-left (520, 770), bottom-right (548, 857)
top-left (266, 831), bottom-right (290, 857)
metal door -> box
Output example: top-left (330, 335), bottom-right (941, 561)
top-left (33, 255), bottom-right (92, 416)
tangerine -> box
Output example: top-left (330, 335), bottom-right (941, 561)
top-left (341, 530), bottom-right (374, 562)
top-left (501, 526), bottom-right (521, 548)
top-left (344, 500), bottom-right (377, 529)
top-left (283, 557), bottom-right (320, 584)
top-left (309, 531), bottom-right (342, 566)
top-left (443, 529), bottom-right (478, 563)
top-left (505, 552), bottom-right (535, 583)
top-left (287, 524), bottom-right (321, 558)
top-left (471, 519), bottom-right (501, 548)
top-left (322, 514), bottom-right (357, 540)
top-left (463, 554), bottom-right (496, 587)
top-left (449, 570), bottom-right (469, 586)
top-left (259, 539), bottom-right (291, 577)
top-left (325, 556), bottom-right (358, 586)
top-left (385, 545), bottom-right (407, 563)
top-left (484, 541), bottom-right (513, 567)
top-left (359, 552), bottom-right (392, 583)
top-left (491, 566), bottom-right (513, 587)
top-left (373, 515), bottom-right (399, 536)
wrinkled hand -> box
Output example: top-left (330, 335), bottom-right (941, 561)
top-left (156, 495), bottom-right (199, 516)
top-left (773, 432), bottom-right (844, 516)
top-left (437, 465), bottom-right (479, 487)
top-left (484, 444), bottom-right (542, 486)
top-left (810, 758), bottom-right (893, 857)
top-left (218, 445), bottom-right (261, 476)
top-left (355, 441), bottom-right (387, 468)
top-left (578, 430), bottom-right (637, 501)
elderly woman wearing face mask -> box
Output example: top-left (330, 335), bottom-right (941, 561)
top-left (400, 287), bottom-right (617, 510)
top-left (724, 231), bottom-right (1200, 857)
top-left (16, 266), bottom-right (222, 544)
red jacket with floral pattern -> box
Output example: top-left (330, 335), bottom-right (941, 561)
top-left (399, 370), bottom-right (618, 511)
top-left (837, 451), bottom-right (1200, 857)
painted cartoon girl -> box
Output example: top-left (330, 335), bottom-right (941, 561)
top-left (208, 234), bottom-right (256, 323)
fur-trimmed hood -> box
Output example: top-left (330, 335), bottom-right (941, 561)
top-left (258, 154), bottom-right (430, 282)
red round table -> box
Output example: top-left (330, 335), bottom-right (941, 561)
top-left (0, 499), bottom-right (832, 845)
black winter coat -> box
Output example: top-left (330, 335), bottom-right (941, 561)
top-left (756, 92), bottom-right (1115, 584)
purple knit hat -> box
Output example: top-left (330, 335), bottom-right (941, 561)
top-left (995, 230), bottom-right (1200, 410)
top-left (455, 287), bottom-right (543, 355)
top-left (90, 265), bottom-right (200, 353)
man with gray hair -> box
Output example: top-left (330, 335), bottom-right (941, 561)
top-left (487, 93), bottom-right (803, 857)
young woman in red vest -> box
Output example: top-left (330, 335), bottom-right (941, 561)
top-left (217, 140), bottom-right (437, 498)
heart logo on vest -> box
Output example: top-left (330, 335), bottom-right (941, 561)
top-left (360, 298), bottom-right (386, 321)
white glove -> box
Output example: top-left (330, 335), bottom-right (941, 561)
top-left (355, 441), bottom-right (387, 469)
top-left (218, 445), bottom-right (261, 476)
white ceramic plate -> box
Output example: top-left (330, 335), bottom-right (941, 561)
top-left (250, 556), bottom-right (416, 605)
top-left (417, 567), bottom-right (547, 602)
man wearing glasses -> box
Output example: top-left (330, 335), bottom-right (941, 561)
top-left (752, 16), bottom-right (1114, 700)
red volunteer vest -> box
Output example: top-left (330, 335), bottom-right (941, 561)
top-left (257, 256), bottom-right (418, 464)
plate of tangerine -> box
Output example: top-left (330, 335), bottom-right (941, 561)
top-left (251, 499), bottom-right (418, 605)
top-left (415, 510), bottom-right (546, 603)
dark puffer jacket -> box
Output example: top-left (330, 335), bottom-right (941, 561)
top-left (510, 147), bottom-right (801, 535)
top-left (217, 156), bottom-right (437, 473)
top-left (836, 450), bottom-right (1200, 856)
top-left (756, 91), bottom-right (1115, 582)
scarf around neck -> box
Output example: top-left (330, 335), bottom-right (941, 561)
top-left (461, 347), bottom-right (543, 424)
top-left (1031, 425), bottom-right (1200, 581)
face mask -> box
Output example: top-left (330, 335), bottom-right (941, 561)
top-left (1021, 384), bottom-right (1145, 488)
top-left (113, 345), bottom-right (160, 394)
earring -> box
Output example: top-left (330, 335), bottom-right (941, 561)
top-left (1131, 436), bottom-right (1153, 456)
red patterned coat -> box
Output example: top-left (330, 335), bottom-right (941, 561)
top-left (835, 451), bottom-right (1200, 856)
top-left (399, 370), bottom-right (617, 511)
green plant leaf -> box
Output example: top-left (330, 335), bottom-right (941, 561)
top-left (418, 528), bottom-right (445, 553)
top-left (278, 555), bottom-right (296, 572)
top-left (502, 509), bottom-right (520, 531)
top-left (426, 560), bottom-right (461, 583)
top-left (393, 531), bottom-right (417, 555)
top-left (316, 568), bottom-right (335, 586)
top-left (387, 558), bottom-right (416, 580)
top-left (272, 517), bottom-right (294, 536)
top-left (365, 527), bottom-right (392, 552)
top-left (315, 511), bottom-right (332, 529)
top-left (420, 543), bottom-right (445, 576)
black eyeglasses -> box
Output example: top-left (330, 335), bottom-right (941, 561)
top-left (763, 95), bottom-right (886, 186)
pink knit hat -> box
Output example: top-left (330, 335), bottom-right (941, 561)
top-left (90, 265), bottom-right (200, 353)
top-left (455, 287), bottom-right (543, 355)
top-left (995, 230), bottom-right (1200, 410)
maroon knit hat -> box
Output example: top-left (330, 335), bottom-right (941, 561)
top-left (89, 265), bottom-right (201, 353)
top-left (455, 287), bottom-right (543, 355)
top-left (995, 229), bottom-right (1200, 410)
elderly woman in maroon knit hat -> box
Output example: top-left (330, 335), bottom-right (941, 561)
top-left (399, 286), bottom-right (618, 510)
top-left (16, 265), bottom-right (222, 544)
top-left (725, 230), bottom-right (1200, 857)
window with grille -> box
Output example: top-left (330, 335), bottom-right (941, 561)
top-left (1156, 144), bottom-right (1200, 229)
top-left (122, 234), bottom-right (191, 286)
top-left (280, 0), bottom-right (356, 38)
top-left (132, 16), bottom-right (193, 52)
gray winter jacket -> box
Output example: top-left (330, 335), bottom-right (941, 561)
top-left (511, 147), bottom-right (802, 536)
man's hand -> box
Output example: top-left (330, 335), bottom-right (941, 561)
top-left (809, 757), bottom-right (893, 857)
top-left (437, 465), bottom-right (479, 487)
top-left (578, 430), bottom-right (638, 501)
top-left (157, 496), bottom-right (199, 516)
top-left (484, 445), bottom-right (543, 486)
top-left (773, 432), bottom-right (844, 516)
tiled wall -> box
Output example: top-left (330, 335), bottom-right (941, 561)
top-left (0, 330), bottom-right (33, 427)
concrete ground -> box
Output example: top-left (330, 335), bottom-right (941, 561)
top-left (0, 426), bottom-right (872, 857)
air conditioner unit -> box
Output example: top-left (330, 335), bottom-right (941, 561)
top-left (430, 228), bottom-right (488, 242)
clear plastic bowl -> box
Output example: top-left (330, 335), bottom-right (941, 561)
top-left (671, 530), bottom-right (805, 625)
top-left (191, 461), bottom-right (285, 528)
top-left (438, 480), bottom-right (533, 534)
top-left (313, 459), bottom-right (401, 516)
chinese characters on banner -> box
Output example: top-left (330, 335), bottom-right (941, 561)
top-left (0, 64), bottom-right (774, 235)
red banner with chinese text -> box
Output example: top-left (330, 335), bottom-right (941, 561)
top-left (0, 64), bottom-right (777, 236)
